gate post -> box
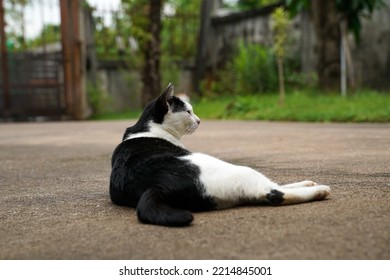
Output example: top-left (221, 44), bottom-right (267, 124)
top-left (0, 0), bottom-right (10, 112)
top-left (60, 0), bottom-right (73, 118)
top-left (60, 0), bottom-right (88, 120)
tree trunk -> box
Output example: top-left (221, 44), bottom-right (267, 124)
top-left (141, 0), bottom-right (162, 106)
top-left (310, 0), bottom-right (340, 91)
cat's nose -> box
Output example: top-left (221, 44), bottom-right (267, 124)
top-left (197, 119), bottom-right (200, 125)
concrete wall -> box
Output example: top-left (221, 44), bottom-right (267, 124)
top-left (352, 3), bottom-right (390, 90)
top-left (96, 66), bottom-right (141, 112)
top-left (201, 1), bottom-right (390, 91)
top-left (294, 2), bottom-right (390, 90)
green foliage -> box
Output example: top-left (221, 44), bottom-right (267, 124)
top-left (121, 0), bottom-right (151, 48)
top-left (93, 16), bottom-right (121, 58)
top-left (121, 0), bottom-right (202, 93)
top-left (90, 0), bottom-right (148, 59)
top-left (272, 7), bottom-right (289, 59)
top-left (284, 0), bottom-right (310, 17)
top-left (23, 24), bottom-right (61, 49)
top-left (191, 97), bottom-right (232, 119)
top-left (87, 81), bottom-right (112, 115)
top-left (237, 0), bottom-right (280, 10)
top-left (162, 0), bottom-right (201, 59)
top-left (4, 0), bottom-right (30, 50)
top-left (204, 41), bottom-right (312, 96)
top-left (91, 90), bottom-right (390, 123)
top-left (230, 42), bottom-right (278, 94)
top-left (160, 0), bottom-right (201, 96)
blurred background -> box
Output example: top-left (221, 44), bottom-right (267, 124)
top-left (0, 0), bottom-right (389, 122)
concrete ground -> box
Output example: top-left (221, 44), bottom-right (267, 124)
top-left (0, 120), bottom-right (389, 260)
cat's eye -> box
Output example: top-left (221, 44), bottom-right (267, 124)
top-left (187, 110), bottom-right (191, 115)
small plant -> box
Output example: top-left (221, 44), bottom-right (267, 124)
top-left (272, 7), bottom-right (290, 105)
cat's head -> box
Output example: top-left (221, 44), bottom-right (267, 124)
top-left (124, 83), bottom-right (200, 141)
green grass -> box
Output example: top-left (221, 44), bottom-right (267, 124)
top-left (193, 90), bottom-right (390, 122)
top-left (91, 90), bottom-right (390, 122)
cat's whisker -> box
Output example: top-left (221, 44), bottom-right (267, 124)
top-left (185, 125), bottom-right (196, 134)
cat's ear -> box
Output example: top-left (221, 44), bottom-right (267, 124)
top-left (157, 83), bottom-right (174, 110)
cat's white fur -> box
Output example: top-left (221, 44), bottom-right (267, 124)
top-left (181, 153), bottom-right (276, 208)
top-left (182, 153), bottom-right (330, 208)
top-left (128, 96), bottom-right (330, 207)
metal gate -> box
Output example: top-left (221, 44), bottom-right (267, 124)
top-left (0, 51), bottom-right (66, 119)
top-left (0, 0), bottom-right (67, 120)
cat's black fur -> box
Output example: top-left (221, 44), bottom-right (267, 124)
top-left (110, 87), bottom-right (215, 227)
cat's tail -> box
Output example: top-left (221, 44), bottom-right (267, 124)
top-left (137, 188), bottom-right (193, 227)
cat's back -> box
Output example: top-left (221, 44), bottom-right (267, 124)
top-left (111, 137), bottom-right (190, 167)
top-left (110, 137), bottom-right (193, 207)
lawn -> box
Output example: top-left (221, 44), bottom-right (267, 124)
top-left (194, 90), bottom-right (390, 122)
top-left (91, 90), bottom-right (390, 122)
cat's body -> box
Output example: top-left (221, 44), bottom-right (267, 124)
top-left (110, 84), bottom-right (330, 226)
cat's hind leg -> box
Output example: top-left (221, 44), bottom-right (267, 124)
top-left (183, 153), bottom-right (330, 208)
top-left (266, 185), bottom-right (330, 206)
top-left (281, 180), bottom-right (317, 188)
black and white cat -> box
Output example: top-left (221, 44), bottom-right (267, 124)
top-left (110, 83), bottom-right (330, 227)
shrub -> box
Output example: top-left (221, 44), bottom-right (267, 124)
top-left (232, 42), bottom-right (278, 94)
top-left (87, 81), bottom-right (112, 115)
